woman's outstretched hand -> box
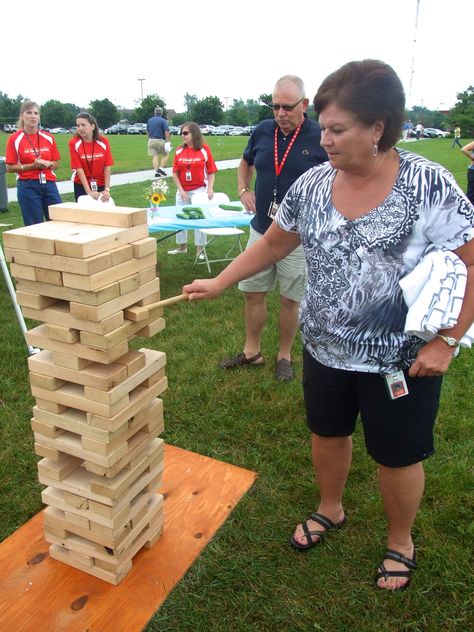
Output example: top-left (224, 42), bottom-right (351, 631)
top-left (182, 278), bottom-right (224, 301)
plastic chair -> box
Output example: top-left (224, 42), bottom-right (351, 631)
top-left (191, 192), bottom-right (244, 273)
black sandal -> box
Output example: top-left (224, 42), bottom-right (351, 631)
top-left (375, 548), bottom-right (417, 591)
top-left (290, 512), bottom-right (346, 550)
top-left (219, 351), bottom-right (264, 370)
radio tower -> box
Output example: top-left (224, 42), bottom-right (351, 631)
top-left (408, 0), bottom-right (421, 107)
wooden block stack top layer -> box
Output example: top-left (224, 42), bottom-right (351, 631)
top-left (4, 205), bottom-right (167, 585)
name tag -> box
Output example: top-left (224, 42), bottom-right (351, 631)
top-left (90, 180), bottom-right (98, 191)
top-left (384, 371), bottom-right (409, 400)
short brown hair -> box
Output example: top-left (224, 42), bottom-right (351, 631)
top-left (313, 59), bottom-right (405, 151)
top-left (180, 122), bottom-right (203, 150)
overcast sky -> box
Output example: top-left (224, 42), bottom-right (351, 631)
top-left (3, 0), bottom-right (472, 114)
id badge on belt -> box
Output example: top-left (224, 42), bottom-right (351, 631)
top-left (384, 371), bottom-right (409, 400)
top-left (39, 172), bottom-right (46, 184)
top-left (90, 180), bottom-right (98, 191)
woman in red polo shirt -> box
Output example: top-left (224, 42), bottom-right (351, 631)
top-left (5, 100), bottom-right (61, 225)
top-left (169, 122), bottom-right (218, 257)
top-left (69, 112), bottom-right (114, 202)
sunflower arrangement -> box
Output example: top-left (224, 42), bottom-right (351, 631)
top-left (145, 178), bottom-right (169, 207)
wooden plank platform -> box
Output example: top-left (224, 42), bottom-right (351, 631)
top-left (0, 444), bottom-right (257, 632)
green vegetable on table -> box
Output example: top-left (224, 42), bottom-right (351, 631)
top-left (218, 203), bottom-right (244, 211)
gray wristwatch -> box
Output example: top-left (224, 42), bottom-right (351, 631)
top-left (436, 334), bottom-right (460, 348)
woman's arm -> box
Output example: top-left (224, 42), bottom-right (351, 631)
top-left (101, 166), bottom-right (111, 201)
top-left (207, 172), bottom-right (215, 199)
top-left (183, 221), bottom-right (301, 300)
top-left (461, 141), bottom-right (474, 161)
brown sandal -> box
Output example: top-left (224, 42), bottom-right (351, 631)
top-left (219, 351), bottom-right (265, 370)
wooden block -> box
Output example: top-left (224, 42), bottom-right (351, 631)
top-left (51, 352), bottom-right (92, 370)
top-left (35, 398), bottom-right (67, 414)
top-left (30, 417), bottom-right (64, 438)
top-left (37, 453), bottom-right (83, 481)
top-left (16, 277), bottom-right (120, 306)
top-left (9, 262), bottom-right (36, 281)
top-left (54, 223), bottom-right (149, 259)
top-left (35, 442), bottom-right (60, 460)
top-left (62, 491), bottom-right (89, 510)
top-left (66, 549), bottom-right (94, 568)
top-left (79, 314), bottom-right (164, 350)
top-left (26, 323), bottom-right (129, 364)
top-left (31, 382), bottom-right (130, 417)
top-left (132, 237), bottom-right (157, 258)
top-left (61, 253), bottom-right (156, 291)
top-left (49, 544), bottom-right (128, 585)
top-left (81, 399), bottom-right (164, 455)
top-left (38, 438), bottom-right (164, 506)
top-left (139, 266), bottom-right (157, 284)
top-left (48, 203), bottom-right (147, 228)
top-left (110, 244), bottom-right (133, 266)
top-left (29, 350), bottom-right (127, 391)
top-left (119, 272), bottom-right (140, 296)
top-left (136, 290), bottom-right (160, 307)
top-left (33, 405), bottom-right (112, 442)
top-left (140, 367), bottom-right (166, 388)
top-left (29, 372), bottom-right (67, 391)
top-left (115, 350), bottom-right (146, 376)
top-left (135, 317), bottom-right (166, 338)
top-left (5, 246), bottom-right (113, 275)
top-left (35, 268), bottom-right (63, 286)
top-left (87, 379), bottom-right (167, 432)
top-left (82, 349), bottom-right (166, 405)
top-left (69, 278), bottom-right (160, 322)
top-left (16, 291), bottom-right (57, 310)
top-left (64, 511), bottom-right (90, 530)
top-left (3, 221), bottom-right (78, 253)
top-left (46, 324), bottom-right (80, 343)
top-left (23, 302), bottom-right (124, 335)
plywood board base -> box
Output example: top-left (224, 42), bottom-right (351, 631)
top-left (0, 444), bottom-right (257, 632)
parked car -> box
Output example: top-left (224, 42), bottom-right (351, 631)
top-left (50, 127), bottom-right (69, 134)
top-left (69, 126), bottom-right (77, 134)
top-left (130, 122), bottom-right (147, 134)
top-left (169, 125), bottom-right (180, 135)
top-left (212, 125), bottom-right (234, 136)
top-left (105, 124), bottom-right (128, 135)
top-left (199, 124), bottom-right (215, 135)
top-left (3, 124), bottom-right (18, 133)
top-left (423, 127), bottom-right (450, 138)
top-left (243, 125), bottom-right (256, 135)
top-left (228, 126), bottom-right (246, 136)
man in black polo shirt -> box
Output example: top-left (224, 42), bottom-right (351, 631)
top-left (147, 106), bottom-right (171, 177)
top-left (220, 75), bottom-right (327, 381)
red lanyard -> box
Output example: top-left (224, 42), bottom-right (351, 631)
top-left (81, 140), bottom-right (96, 178)
top-left (274, 122), bottom-right (302, 177)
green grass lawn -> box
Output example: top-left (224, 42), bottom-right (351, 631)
top-left (0, 144), bottom-right (473, 631)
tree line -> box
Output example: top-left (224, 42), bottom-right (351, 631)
top-left (1, 87), bottom-right (473, 134)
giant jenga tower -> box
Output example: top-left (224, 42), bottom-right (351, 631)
top-left (3, 203), bottom-right (168, 584)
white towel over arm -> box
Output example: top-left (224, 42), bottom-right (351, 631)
top-left (399, 250), bottom-right (474, 348)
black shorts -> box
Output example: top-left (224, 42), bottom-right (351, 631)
top-left (302, 348), bottom-right (443, 467)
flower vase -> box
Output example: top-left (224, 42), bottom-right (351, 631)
top-left (147, 204), bottom-right (160, 223)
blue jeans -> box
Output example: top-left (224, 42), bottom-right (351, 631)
top-left (17, 179), bottom-right (62, 225)
top-left (451, 137), bottom-right (462, 149)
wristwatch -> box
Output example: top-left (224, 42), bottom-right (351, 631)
top-left (436, 334), bottom-right (460, 348)
top-left (238, 187), bottom-right (249, 198)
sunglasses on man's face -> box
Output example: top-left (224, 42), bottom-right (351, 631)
top-left (271, 98), bottom-right (304, 112)
top-left (181, 131), bottom-right (190, 135)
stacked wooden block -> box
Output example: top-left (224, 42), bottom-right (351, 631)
top-left (3, 203), bottom-right (168, 584)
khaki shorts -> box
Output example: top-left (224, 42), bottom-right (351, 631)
top-left (148, 138), bottom-right (166, 157)
top-left (238, 226), bottom-right (307, 301)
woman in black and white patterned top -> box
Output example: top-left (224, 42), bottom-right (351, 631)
top-left (183, 60), bottom-right (474, 592)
